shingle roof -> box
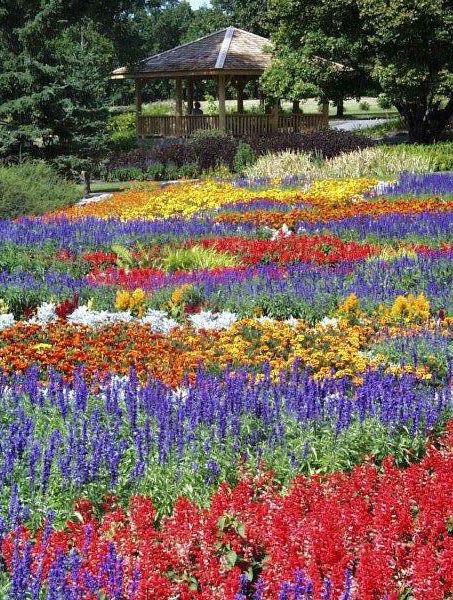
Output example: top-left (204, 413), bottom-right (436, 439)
top-left (112, 27), bottom-right (272, 78)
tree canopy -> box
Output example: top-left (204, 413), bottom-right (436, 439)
top-left (264, 0), bottom-right (453, 141)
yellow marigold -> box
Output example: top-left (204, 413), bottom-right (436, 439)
top-left (386, 293), bottom-right (430, 324)
top-left (337, 293), bottom-right (360, 315)
top-left (170, 284), bottom-right (192, 305)
top-left (115, 290), bottom-right (131, 311)
top-left (130, 288), bottom-right (146, 308)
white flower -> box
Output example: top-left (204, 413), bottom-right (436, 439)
top-left (0, 313), bottom-right (15, 331)
top-left (284, 317), bottom-right (300, 327)
top-left (256, 316), bottom-right (274, 324)
top-left (188, 311), bottom-right (237, 331)
top-left (319, 316), bottom-right (339, 329)
top-left (271, 224), bottom-right (292, 241)
top-left (67, 306), bottom-right (133, 326)
top-left (32, 302), bottom-right (57, 325)
top-left (141, 309), bottom-right (178, 334)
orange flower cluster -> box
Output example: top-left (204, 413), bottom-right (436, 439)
top-left (1, 310), bottom-right (446, 385)
top-left (215, 197), bottom-right (453, 229)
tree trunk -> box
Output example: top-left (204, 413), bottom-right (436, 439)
top-left (336, 98), bottom-right (344, 118)
top-left (398, 96), bottom-right (453, 144)
top-left (83, 171), bottom-right (91, 197)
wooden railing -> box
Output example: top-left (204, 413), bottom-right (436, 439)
top-left (137, 113), bottom-right (329, 137)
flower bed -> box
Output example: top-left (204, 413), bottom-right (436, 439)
top-left (0, 172), bottom-right (452, 598)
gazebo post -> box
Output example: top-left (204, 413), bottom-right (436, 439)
top-left (175, 77), bottom-right (183, 136)
top-left (218, 74), bottom-right (226, 131)
top-left (271, 100), bottom-right (279, 132)
top-left (236, 78), bottom-right (245, 113)
top-left (187, 78), bottom-right (194, 115)
top-left (135, 79), bottom-right (144, 138)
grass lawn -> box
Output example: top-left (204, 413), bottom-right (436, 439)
top-left (76, 180), bottom-right (134, 196)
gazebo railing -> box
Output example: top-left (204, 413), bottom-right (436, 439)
top-left (137, 113), bottom-right (328, 137)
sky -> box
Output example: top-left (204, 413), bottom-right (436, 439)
top-left (189, 0), bottom-right (211, 8)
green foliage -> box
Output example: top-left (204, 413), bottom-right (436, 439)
top-left (107, 112), bottom-right (137, 152)
top-left (204, 95), bottom-right (219, 116)
top-left (383, 143), bottom-right (453, 172)
top-left (265, 0), bottom-right (453, 143)
top-left (359, 100), bottom-right (370, 111)
top-left (377, 94), bottom-right (394, 110)
top-left (233, 143), bottom-right (257, 174)
top-left (157, 246), bottom-right (238, 273)
top-left (0, 162), bottom-right (80, 219)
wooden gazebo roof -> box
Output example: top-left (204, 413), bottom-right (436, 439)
top-left (112, 27), bottom-right (272, 79)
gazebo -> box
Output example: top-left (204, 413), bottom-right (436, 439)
top-left (112, 27), bottom-right (329, 139)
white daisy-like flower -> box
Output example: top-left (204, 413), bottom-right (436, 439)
top-left (0, 313), bottom-right (15, 331)
top-left (67, 306), bottom-right (133, 326)
top-left (319, 316), bottom-right (340, 329)
top-left (141, 309), bottom-right (178, 334)
top-left (188, 310), bottom-right (238, 332)
top-left (32, 302), bottom-right (57, 325)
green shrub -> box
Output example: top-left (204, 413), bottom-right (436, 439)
top-left (157, 245), bottom-right (238, 272)
top-left (108, 112), bottom-right (136, 152)
top-left (377, 94), bottom-right (394, 110)
top-left (175, 163), bottom-right (200, 179)
top-left (190, 128), bottom-right (231, 142)
top-left (234, 142), bottom-right (257, 174)
top-left (315, 146), bottom-right (436, 179)
top-left (142, 102), bottom-right (173, 116)
top-left (0, 161), bottom-right (80, 219)
top-left (383, 143), bottom-right (453, 172)
top-left (359, 100), bottom-right (370, 111)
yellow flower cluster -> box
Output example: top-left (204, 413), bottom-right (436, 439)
top-left (306, 178), bottom-right (377, 206)
top-left (115, 288), bottom-right (146, 316)
top-left (382, 293), bottom-right (431, 325)
top-left (194, 317), bottom-right (376, 383)
top-left (170, 284), bottom-right (193, 306)
top-left (50, 178), bottom-right (377, 221)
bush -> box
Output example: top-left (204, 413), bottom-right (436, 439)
top-left (0, 161), bottom-right (80, 219)
top-left (189, 129), bottom-right (238, 171)
top-left (247, 129), bottom-right (375, 160)
top-left (383, 142), bottom-right (453, 172)
top-left (245, 150), bottom-right (315, 179)
top-left (107, 112), bottom-right (136, 152)
top-left (317, 146), bottom-right (435, 179)
top-left (359, 100), bottom-right (370, 111)
top-left (102, 129), bottom-right (375, 181)
top-left (233, 142), bottom-right (257, 174)
top-left (377, 94), bottom-right (394, 110)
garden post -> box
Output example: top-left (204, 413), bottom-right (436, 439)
top-left (218, 74), bottom-right (226, 131)
top-left (271, 101), bottom-right (279, 132)
top-left (175, 77), bottom-right (183, 136)
top-left (236, 79), bottom-right (245, 113)
top-left (187, 78), bottom-right (194, 115)
top-left (321, 98), bottom-right (330, 126)
top-left (135, 79), bottom-right (144, 138)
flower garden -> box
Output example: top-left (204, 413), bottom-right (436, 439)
top-left (0, 171), bottom-right (452, 599)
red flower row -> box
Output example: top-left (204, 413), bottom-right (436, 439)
top-left (4, 423), bottom-right (453, 599)
top-left (199, 234), bottom-right (377, 265)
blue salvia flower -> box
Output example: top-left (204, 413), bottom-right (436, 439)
top-left (279, 581), bottom-right (292, 600)
top-left (339, 569), bottom-right (353, 600)
top-left (235, 572), bottom-right (250, 599)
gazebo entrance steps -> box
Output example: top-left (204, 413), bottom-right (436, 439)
top-left (137, 113), bottom-right (329, 138)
